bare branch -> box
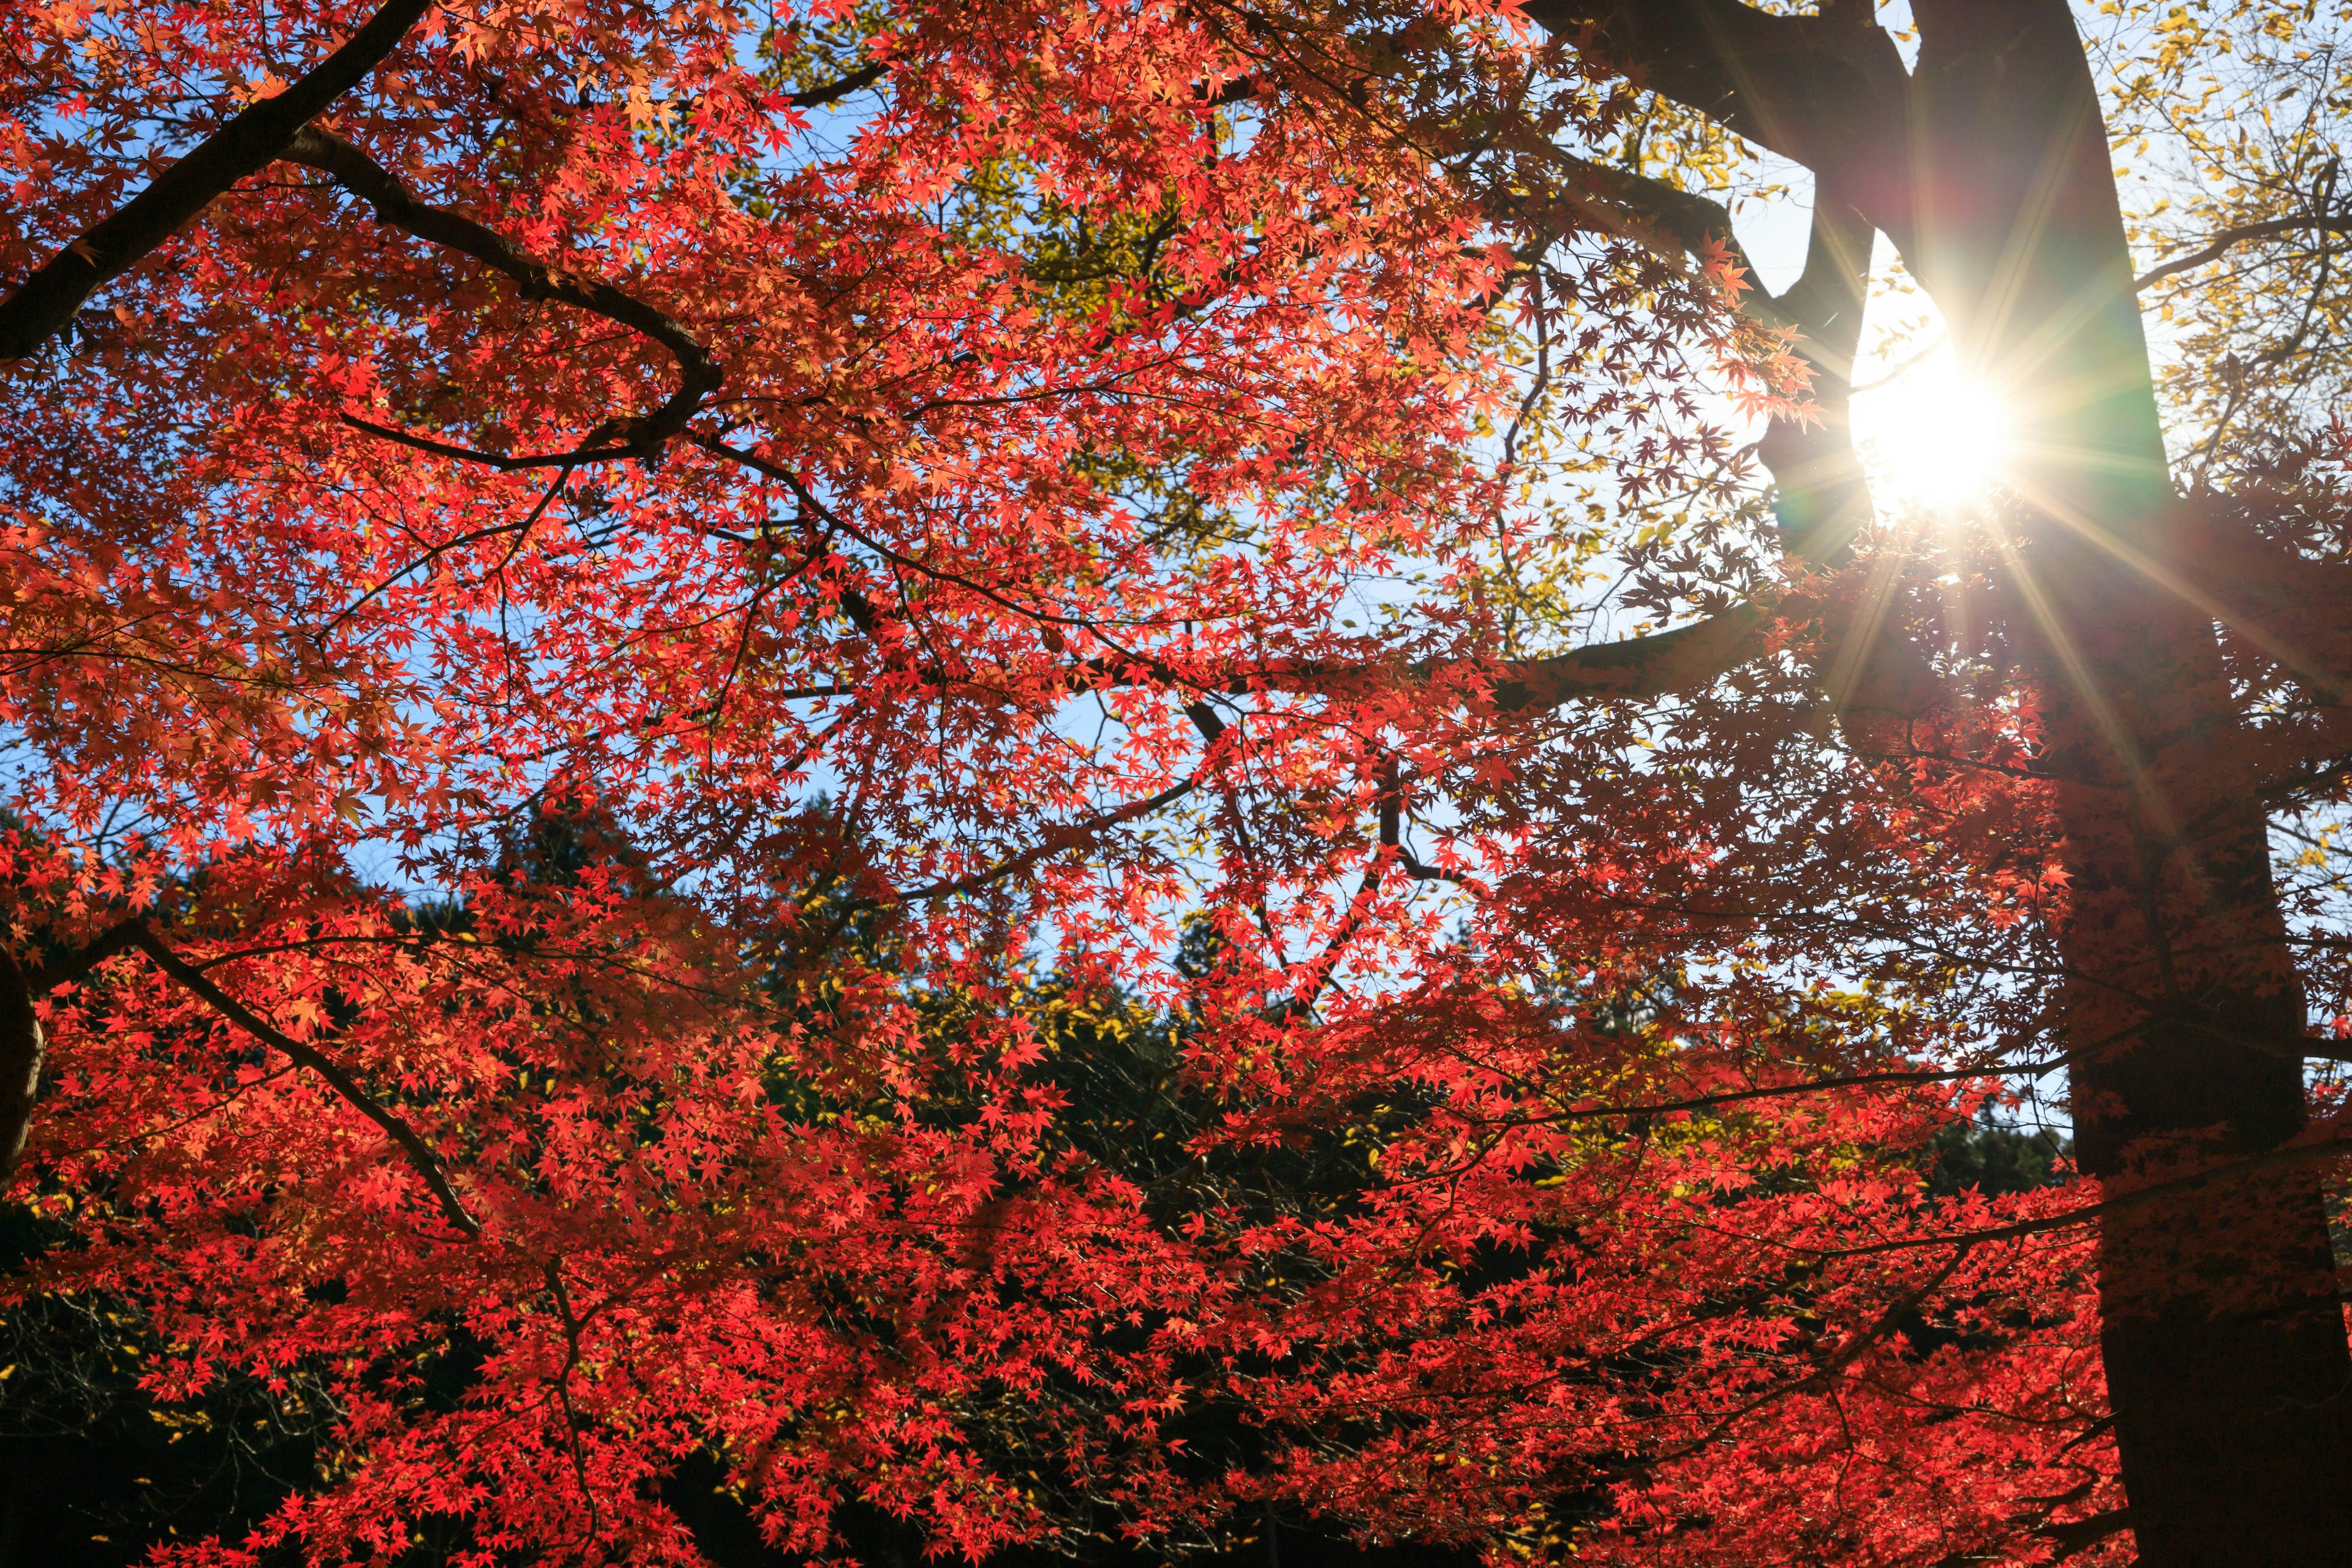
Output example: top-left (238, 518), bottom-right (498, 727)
top-left (0, 0), bottom-right (437, 361)
top-left (2135, 213), bottom-right (2352, 292)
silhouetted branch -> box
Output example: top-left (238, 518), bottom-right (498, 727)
top-left (2, 919), bottom-right (163, 1180)
top-left (132, 925), bottom-right (483, 1240)
top-left (787, 60), bottom-right (889, 108)
top-left (0, 0), bottom-right (436, 360)
top-left (0, 946), bottom-right (42, 1182)
top-left (1521, 0), bottom-right (1913, 238)
top-left (2136, 213), bottom-right (2352, 292)
top-left (284, 126), bottom-right (719, 463)
top-left (2035, 1508), bottom-right (2133, 1562)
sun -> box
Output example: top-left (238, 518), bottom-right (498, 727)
top-left (1849, 350), bottom-right (2016, 509)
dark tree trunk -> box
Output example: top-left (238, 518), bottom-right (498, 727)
top-left (1523, 0), bottom-right (2352, 1548)
top-left (0, 946), bottom-right (43, 1183)
top-left (1905, 4), bottom-right (2352, 1561)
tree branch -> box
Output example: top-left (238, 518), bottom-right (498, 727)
top-left (1, 919), bottom-right (165, 1182)
top-left (32, 919), bottom-right (152, 989)
top-left (1463, 1057), bottom-right (2067, 1130)
top-left (0, 0), bottom-right (437, 361)
top-left (786, 60), bottom-right (888, 109)
top-left (696, 432), bottom-right (1778, 707)
top-left (282, 126), bottom-right (720, 462)
top-left (1522, 0), bottom-right (1914, 240)
top-left (1630, 1248), bottom-right (1969, 1473)
top-left (2181, 512), bottom-right (2352, 705)
top-left (861, 777), bottom-right (1199, 908)
top-left (1804, 1129), bottom-right (2352, 1262)
top-left (2135, 213), bottom-right (2352, 292)
top-left (1530, 150), bottom-right (1800, 334)
top-left (130, 925), bottom-right (483, 1240)
top-left (2035, 1508), bottom-right (2133, 1562)
top-left (1100, 605), bottom-right (1771, 711)
top-left (1758, 181), bottom-right (1875, 567)
top-left (1488, 601), bottom-right (1771, 709)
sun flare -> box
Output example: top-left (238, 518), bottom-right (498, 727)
top-left (1849, 353), bottom-right (2016, 508)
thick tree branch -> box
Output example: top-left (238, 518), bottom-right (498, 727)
top-left (1770, 187), bottom-right (1874, 393)
top-left (1522, 0), bottom-right (1914, 241)
top-left (786, 60), bottom-right (889, 108)
top-left (1545, 158), bottom-right (1903, 685)
top-left (32, 919), bottom-right (152, 988)
top-left (2179, 513), bottom-right (2352, 707)
top-left (2035, 1507), bottom-right (2133, 1561)
top-left (1096, 605), bottom-right (1771, 710)
top-left (1520, 149), bottom-right (1879, 570)
top-left (1531, 151), bottom-right (1800, 334)
top-left (1759, 184), bottom-right (1876, 568)
top-left (1489, 601), bottom-right (1771, 709)
top-left (131, 925), bottom-right (483, 1240)
top-left (0, 0), bottom-right (436, 361)
top-left (282, 126), bottom-right (720, 462)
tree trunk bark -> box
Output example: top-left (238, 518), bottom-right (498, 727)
top-left (0, 945), bottom-right (42, 1183)
top-left (1905, 4), bottom-right (2352, 1561)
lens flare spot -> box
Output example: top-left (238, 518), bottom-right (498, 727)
top-left (1851, 354), bottom-right (2015, 508)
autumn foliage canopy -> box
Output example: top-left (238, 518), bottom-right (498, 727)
top-left (7, 1), bottom-right (2352, 1564)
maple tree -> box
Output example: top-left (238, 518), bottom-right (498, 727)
top-left (6, 1), bottom-right (2352, 1566)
